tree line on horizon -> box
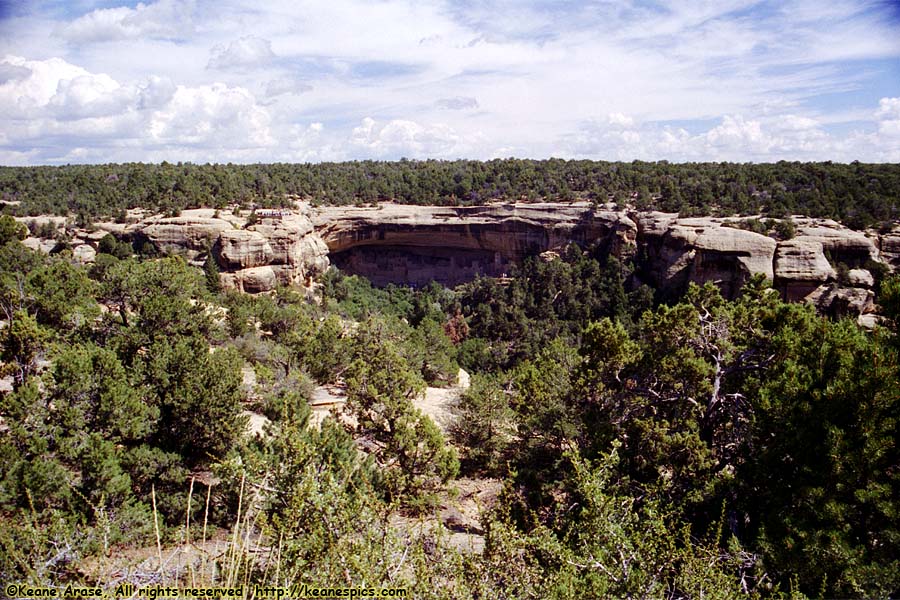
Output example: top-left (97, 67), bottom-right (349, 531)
top-left (2, 159), bottom-right (899, 229)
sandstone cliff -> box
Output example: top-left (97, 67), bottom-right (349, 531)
top-left (130, 209), bottom-right (329, 292)
top-left (310, 204), bottom-right (883, 315)
top-left (17, 203), bottom-right (894, 319)
top-left (312, 202), bottom-right (636, 286)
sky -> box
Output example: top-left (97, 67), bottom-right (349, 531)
top-left (0, 0), bottom-right (899, 165)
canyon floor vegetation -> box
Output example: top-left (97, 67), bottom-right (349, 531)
top-left (1, 212), bottom-right (898, 599)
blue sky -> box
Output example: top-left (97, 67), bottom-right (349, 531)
top-left (0, 0), bottom-right (898, 164)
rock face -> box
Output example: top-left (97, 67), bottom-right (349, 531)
top-left (129, 209), bottom-right (328, 293)
top-left (792, 218), bottom-right (880, 266)
top-left (313, 203), bottom-right (636, 286)
top-left (220, 265), bottom-right (278, 294)
top-left (137, 216), bottom-right (232, 259)
top-left (22, 202), bottom-right (893, 316)
top-left (216, 230), bottom-right (273, 269)
top-left (635, 214), bottom-right (776, 299)
top-left (72, 244), bottom-right (97, 263)
top-left (879, 228), bottom-right (900, 270)
top-left (807, 284), bottom-right (875, 318)
top-left (774, 239), bottom-right (836, 301)
top-left (308, 204), bottom-right (891, 317)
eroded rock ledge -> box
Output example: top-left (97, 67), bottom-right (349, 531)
top-left (20, 202), bottom-right (897, 319)
top-left (309, 203), bottom-right (886, 318)
top-left (313, 203), bottom-right (637, 286)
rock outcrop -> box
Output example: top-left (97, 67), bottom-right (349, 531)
top-left (807, 284), bottom-right (875, 318)
top-left (634, 214), bottom-right (776, 299)
top-left (312, 202), bottom-right (636, 286)
top-left (216, 229), bottom-right (274, 269)
top-left (792, 218), bottom-right (880, 266)
top-left (879, 228), bottom-right (900, 270)
top-left (16, 203), bottom-right (897, 317)
top-left (308, 204), bottom-right (888, 316)
top-left (774, 239), bottom-right (836, 301)
top-left (138, 216), bottom-right (232, 259)
top-left (130, 209), bottom-right (329, 292)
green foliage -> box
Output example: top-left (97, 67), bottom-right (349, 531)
top-left (0, 214), bottom-right (27, 244)
top-left (255, 404), bottom-right (381, 582)
top-left (2, 194), bottom-right (899, 596)
top-left (141, 337), bottom-right (245, 463)
top-left (48, 343), bottom-right (156, 451)
top-left (409, 316), bottom-right (459, 385)
top-left (0, 239), bottom-right (46, 321)
top-left (451, 373), bottom-right (515, 474)
top-left (97, 233), bottom-right (132, 259)
top-left (3, 161), bottom-right (900, 226)
top-left (456, 247), bottom-right (642, 371)
top-left (0, 311), bottom-right (50, 387)
top-left (774, 218), bottom-right (796, 240)
top-left (344, 319), bottom-right (459, 505)
top-left (25, 259), bottom-right (99, 333)
top-left (0, 250), bottom-right (247, 567)
top-left (745, 309), bottom-right (900, 597)
top-left (508, 339), bottom-right (581, 504)
top-left (98, 257), bottom-right (212, 355)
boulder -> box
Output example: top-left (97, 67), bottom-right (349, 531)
top-left (691, 225), bottom-right (776, 291)
top-left (72, 244), bottom-right (97, 263)
top-left (298, 235), bottom-right (330, 277)
top-left (251, 215), bottom-right (315, 265)
top-left (221, 266), bottom-right (278, 294)
top-left (847, 268), bottom-right (874, 288)
top-left (793, 218), bottom-right (879, 266)
top-left (636, 215), bottom-right (775, 298)
top-left (774, 239), bottom-right (835, 301)
top-left (216, 229), bottom-right (274, 269)
top-left (22, 237), bottom-right (58, 254)
top-left (858, 313), bottom-right (882, 329)
top-left (879, 229), bottom-right (900, 270)
top-left (807, 284), bottom-right (874, 318)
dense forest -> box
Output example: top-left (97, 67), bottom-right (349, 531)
top-left (3, 160), bottom-right (900, 229)
top-left (1, 214), bottom-right (898, 598)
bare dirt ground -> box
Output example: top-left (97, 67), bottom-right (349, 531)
top-left (236, 367), bottom-right (498, 554)
top-left (308, 368), bottom-right (470, 433)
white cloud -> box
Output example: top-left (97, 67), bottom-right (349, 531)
top-left (1, 1), bottom-right (899, 163)
top-left (0, 55), bottom-right (90, 117)
top-left (705, 115), bottom-right (766, 150)
top-left (436, 96), bottom-right (478, 110)
top-left (208, 36), bottom-right (276, 70)
top-left (876, 97), bottom-right (900, 120)
top-left (350, 117), bottom-right (475, 158)
top-left (48, 73), bottom-right (133, 120)
top-left (775, 115), bottom-right (820, 131)
top-left (59, 0), bottom-right (195, 43)
top-left (607, 113), bottom-right (635, 128)
top-left (0, 55), bottom-right (278, 161)
top-left (0, 62), bottom-right (31, 84)
top-left (147, 83), bottom-right (273, 148)
top-left (265, 77), bottom-right (313, 98)
top-left (137, 76), bottom-right (177, 110)
top-left (875, 97), bottom-right (900, 141)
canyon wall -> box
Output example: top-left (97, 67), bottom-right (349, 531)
top-left (312, 203), bottom-right (637, 286)
top-left (310, 203), bottom-right (885, 318)
top-left (23, 202), bottom-right (897, 318)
